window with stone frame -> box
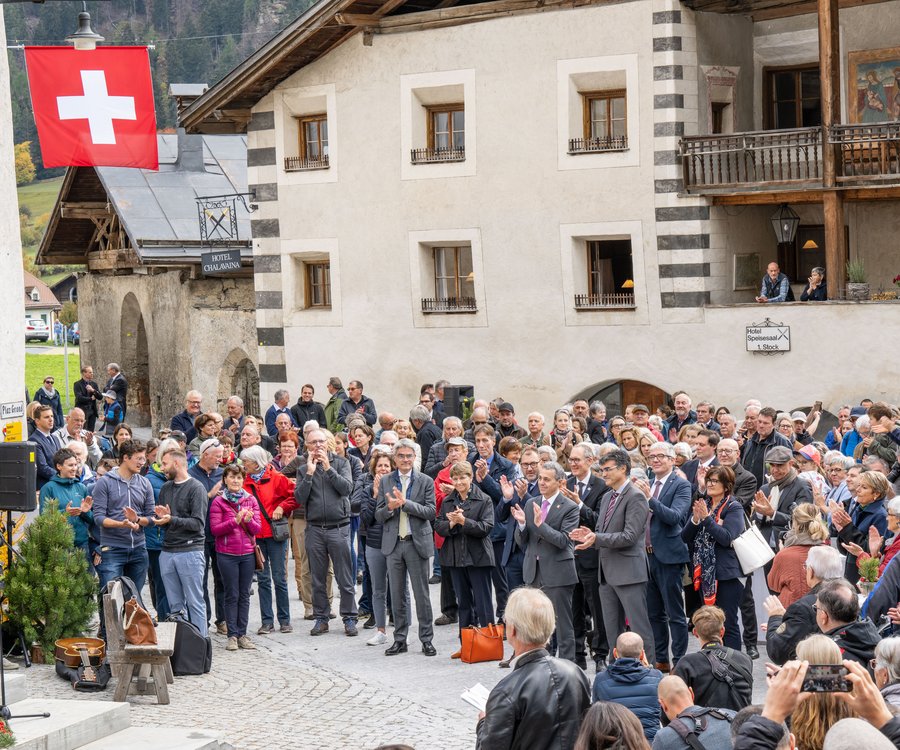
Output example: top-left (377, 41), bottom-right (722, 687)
top-left (576, 239), bottom-right (635, 309)
top-left (422, 245), bottom-right (476, 313)
top-left (304, 261), bottom-right (331, 308)
top-left (574, 90), bottom-right (627, 152)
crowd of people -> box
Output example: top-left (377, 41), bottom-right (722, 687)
top-left (25, 368), bottom-right (900, 750)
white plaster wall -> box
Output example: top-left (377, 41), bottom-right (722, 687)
top-left (0, 7), bottom-right (27, 440)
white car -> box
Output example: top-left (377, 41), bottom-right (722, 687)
top-left (25, 319), bottom-right (49, 342)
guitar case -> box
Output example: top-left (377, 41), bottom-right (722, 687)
top-left (166, 612), bottom-right (212, 675)
top-left (54, 659), bottom-right (111, 692)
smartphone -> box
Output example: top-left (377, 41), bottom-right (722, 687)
top-left (801, 664), bottom-right (851, 692)
top-left (814, 400), bottom-right (823, 413)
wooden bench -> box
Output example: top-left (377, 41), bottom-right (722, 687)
top-left (102, 580), bottom-right (176, 704)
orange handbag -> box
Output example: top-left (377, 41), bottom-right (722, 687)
top-left (123, 596), bottom-right (157, 645)
top-left (460, 624), bottom-right (505, 663)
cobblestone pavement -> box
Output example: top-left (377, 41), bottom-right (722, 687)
top-left (21, 572), bottom-right (774, 749)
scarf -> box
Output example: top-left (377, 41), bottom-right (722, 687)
top-left (692, 496), bottom-right (729, 606)
top-left (249, 469), bottom-right (265, 483)
top-left (766, 467), bottom-right (797, 513)
top-left (783, 529), bottom-right (824, 547)
top-left (222, 488), bottom-right (246, 507)
top-left (40, 386), bottom-right (56, 400)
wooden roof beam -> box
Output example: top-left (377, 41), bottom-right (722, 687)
top-left (59, 202), bottom-right (112, 219)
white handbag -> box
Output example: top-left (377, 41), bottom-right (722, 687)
top-left (732, 516), bottom-right (775, 575)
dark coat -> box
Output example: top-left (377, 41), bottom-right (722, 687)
top-left (290, 399), bottom-right (327, 432)
top-left (864, 552), bottom-right (900, 624)
top-left (434, 484), bottom-right (495, 568)
top-left (757, 476), bottom-right (814, 547)
top-left (475, 648), bottom-right (591, 750)
top-left (337, 395), bottom-right (377, 427)
top-left (104, 373), bottom-right (128, 415)
top-left (731, 463), bottom-right (759, 511)
top-left (360, 475), bottom-right (384, 549)
top-left (838, 499), bottom-right (888, 583)
top-left (34, 389), bottom-right (64, 431)
top-left (648, 473), bottom-right (692, 564)
top-left (32, 429), bottom-right (59, 490)
top-left (470, 451), bottom-right (518, 543)
top-left (567, 473), bottom-right (607, 571)
top-left (766, 584), bottom-right (821, 665)
top-left (592, 658), bottom-right (663, 741)
top-left (681, 497), bottom-right (745, 581)
top-left (73, 378), bottom-right (102, 420)
top-left (824, 619), bottom-right (881, 667)
top-left (415, 421), bottom-right (443, 465)
top-left (672, 643), bottom-right (753, 712)
top-left (740, 430), bottom-right (792, 487)
top-left (170, 410), bottom-right (198, 443)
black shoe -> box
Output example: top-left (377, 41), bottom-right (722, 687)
top-left (363, 614), bottom-right (377, 630)
top-left (328, 611), bottom-right (337, 620)
top-left (428, 575), bottom-right (441, 584)
top-left (434, 613), bottom-right (458, 626)
top-left (310, 620), bottom-right (329, 636)
top-left (575, 657), bottom-right (588, 670)
top-left (746, 645), bottom-right (760, 660)
top-left (357, 609), bottom-right (371, 618)
top-left (385, 641), bottom-right (408, 656)
top-left (421, 641), bottom-right (437, 657)
top-left (595, 658), bottom-right (608, 673)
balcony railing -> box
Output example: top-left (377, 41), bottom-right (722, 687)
top-left (568, 136), bottom-right (629, 154)
top-left (421, 296), bottom-right (477, 313)
top-left (681, 127), bottom-right (822, 193)
top-left (831, 122), bottom-right (900, 184)
top-left (574, 293), bottom-right (636, 310)
top-left (284, 155), bottom-right (329, 171)
top-left (410, 147), bottom-right (465, 164)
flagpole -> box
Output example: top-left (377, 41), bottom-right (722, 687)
top-left (63, 328), bottom-right (70, 411)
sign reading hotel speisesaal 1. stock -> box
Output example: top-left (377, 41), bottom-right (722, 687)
top-left (201, 249), bottom-right (242, 275)
top-left (746, 318), bottom-right (791, 353)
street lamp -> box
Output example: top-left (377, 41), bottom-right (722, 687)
top-left (770, 204), bottom-right (800, 245)
top-left (65, 2), bottom-right (104, 51)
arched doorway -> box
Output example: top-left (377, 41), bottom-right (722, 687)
top-left (120, 293), bottom-right (151, 427)
top-left (573, 379), bottom-right (671, 418)
top-left (218, 348), bottom-right (260, 417)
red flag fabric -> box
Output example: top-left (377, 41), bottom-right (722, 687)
top-left (25, 46), bottom-right (158, 170)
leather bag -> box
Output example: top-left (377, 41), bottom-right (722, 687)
top-left (253, 544), bottom-right (265, 571)
top-left (249, 486), bottom-right (291, 543)
top-left (732, 518), bottom-right (775, 575)
top-left (460, 623), bottom-right (505, 664)
top-left (123, 596), bottom-right (157, 645)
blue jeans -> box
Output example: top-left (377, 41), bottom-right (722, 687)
top-left (159, 549), bottom-right (207, 637)
top-left (217, 552), bottom-right (255, 638)
top-left (204, 536), bottom-right (226, 626)
top-left (97, 545), bottom-right (149, 637)
top-left (350, 516), bottom-right (361, 573)
top-left (257, 537), bottom-right (291, 627)
top-left (147, 548), bottom-right (170, 620)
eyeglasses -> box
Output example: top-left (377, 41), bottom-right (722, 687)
top-left (871, 658), bottom-right (881, 671)
top-left (706, 479), bottom-right (721, 485)
top-left (395, 453), bottom-right (415, 461)
top-left (717, 448), bottom-right (737, 455)
top-left (307, 439), bottom-right (326, 445)
top-left (201, 440), bottom-right (222, 453)
top-left (521, 461), bottom-right (540, 468)
top-left (647, 454), bottom-right (670, 461)
top-left (44, 380), bottom-right (54, 385)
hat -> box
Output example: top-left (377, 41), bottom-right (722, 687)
top-left (498, 402), bottom-right (515, 413)
top-left (632, 404), bottom-right (650, 413)
top-left (102, 390), bottom-right (117, 399)
top-left (850, 406), bottom-right (867, 418)
top-left (791, 411), bottom-right (807, 422)
top-left (446, 436), bottom-right (468, 448)
top-left (199, 438), bottom-right (221, 455)
top-left (765, 445), bottom-right (793, 464)
top-left (794, 445), bottom-right (821, 465)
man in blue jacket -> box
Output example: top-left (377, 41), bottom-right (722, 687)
top-left (170, 390), bottom-right (203, 444)
top-left (593, 632), bottom-right (663, 742)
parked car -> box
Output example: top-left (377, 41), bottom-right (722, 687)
top-left (25, 319), bottom-right (49, 342)
top-left (66, 323), bottom-right (80, 345)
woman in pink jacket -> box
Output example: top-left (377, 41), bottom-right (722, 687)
top-left (210, 463), bottom-right (262, 651)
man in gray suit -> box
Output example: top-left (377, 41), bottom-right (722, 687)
top-left (571, 448), bottom-right (655, 658)
top-left (375, 438), bottom-right (437, 657)
top-left (511, 462), bottom-right (580, 661)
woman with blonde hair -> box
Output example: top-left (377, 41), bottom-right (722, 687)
top-left (768, 503), bottom-right (830, 607)
top-left (792, 635), bottom-right (856, 750)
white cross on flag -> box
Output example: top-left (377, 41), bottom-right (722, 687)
top-left (25, 46), bottom-right (158, 169)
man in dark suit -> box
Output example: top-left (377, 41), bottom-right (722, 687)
top-left (470, 424), bottom-right (518, 621)
top-left (571, 448), bottom-right (655, 658)
top-left (680, 429), bottom-right (719, 489)
top-left (73, 365), bottom-right (103, 431)
top-left (375, 438), bottom-right (437, 656)
top-left (497, 446), bottom-right (542, 593)
top-left (637, 441), bottom-right (692, 671)
top-left (31, 404), bottom-right (59, 491)
top-left (511, 461), bottom-right (580, 661)
top-left (104, 363), bottom-right (128, 417)
top-left (559, 443), bottom-right (609, 670)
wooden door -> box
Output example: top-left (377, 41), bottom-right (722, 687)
top-left (621, 380), bottom-right (670, 413)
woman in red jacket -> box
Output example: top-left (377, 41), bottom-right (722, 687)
top-left (210, 463), bottom-right (262, 651)
top-left (241, 446), bottom-right (297, 635)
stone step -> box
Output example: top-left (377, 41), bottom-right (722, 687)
top-left (79, 727), bottom-right (224, 749)
top-left (11, 699), bottom-right (130, 750)
top-left (5, 672), bottom-right (27, 704)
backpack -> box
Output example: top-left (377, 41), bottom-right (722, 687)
top-left (108, 575), bottom-right (149, 615)
top-left (703, 645), bottom-right (753, 707)
top-left (166, 612), bottom-right (212, 675)
top-left (670, 707), bottom-right (734, 750)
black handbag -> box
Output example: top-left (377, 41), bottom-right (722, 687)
top-left (249, 486), bottom-right (290, 543)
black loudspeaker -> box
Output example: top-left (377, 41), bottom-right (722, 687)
top-left (0, 442), bottom-right (37, 512)
top-left (443, 386), bottom-right (475, 420)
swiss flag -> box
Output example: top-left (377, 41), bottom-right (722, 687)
top-left (25, 46), bottom-right (158, 170)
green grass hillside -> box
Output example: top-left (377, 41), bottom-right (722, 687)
top-left (18, 176), bottom-right (62, 220)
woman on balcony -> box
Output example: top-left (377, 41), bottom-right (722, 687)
top-left (801, 266), bottom-right (828, 302)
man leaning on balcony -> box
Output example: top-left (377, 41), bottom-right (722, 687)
top-left (755, 262), bottom-right (794, 304)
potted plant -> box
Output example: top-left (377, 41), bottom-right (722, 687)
top-left (857, 554), bottom-right (881, 596)
top-left (846, 258), bottom-right (869, 301)
top-left (4, 508), bottom-right (96, 664)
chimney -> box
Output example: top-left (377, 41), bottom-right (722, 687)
top-left (175, 127), bottom-right (205, 172)
top-left (169, 83), bottom-right (209, 116)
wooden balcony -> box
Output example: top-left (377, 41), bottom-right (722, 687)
top-left (681, 127), bottom-right (822, 194)
top-left (574, 293), bottom-right (636, 310)
top-left (421, 296), bottom-right (477, 313)
top-left (832, 122), bottom-right (900, 185)
top-left (568, 136), bottom-right (628, 154)
top-left (284, 155), bottom-right (329, 171)
top-left (410, 147), bottom-right (465, 164)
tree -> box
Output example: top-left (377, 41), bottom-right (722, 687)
top-left (59, 301), bottom-right (78, 327)
top-left (5, 508), bottom-right (96, 662)
top-left (14, 141), bottom-right (35, 185)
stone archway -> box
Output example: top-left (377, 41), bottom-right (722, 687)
top-left (573, 379), bottom-right (671, 418)
top-left (218, 348), bottom-right (260, 417)
top-left (120, 293), bottom-right (151, 427)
